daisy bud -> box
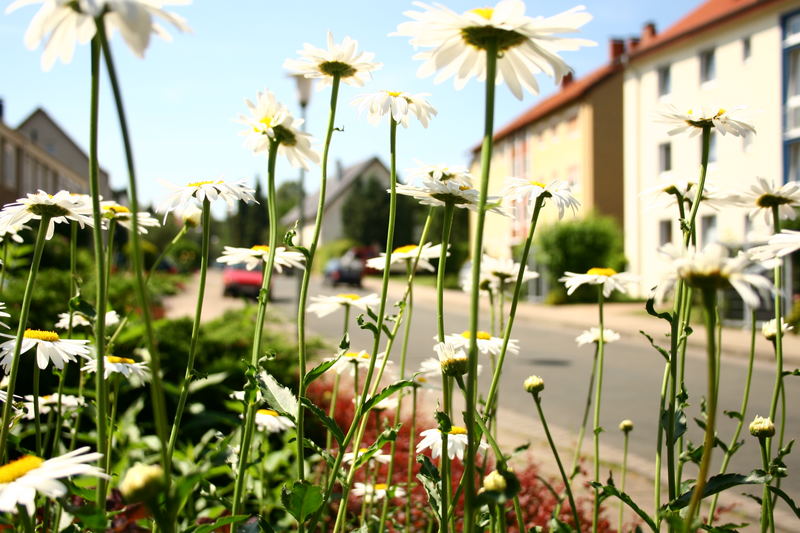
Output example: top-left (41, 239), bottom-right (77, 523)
top-left (523, 375), bottom-right (544, 395)
top-left (482, 470), bottom-right (507, 493)
top-left (440, 357), bottom-right (469, 377)
top-left (619, 419), bottom-right (634, 433)
top-left (749, 415), bottom-right (775, 438)
top-left (120, 463), bottom-right (165, 503)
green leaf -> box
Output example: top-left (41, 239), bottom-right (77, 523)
top-left (303, 357), bottom-right (339, 389)
top-left (645, 297), bottom-right (672, 324)
top-left (664, 470), bottom-right (770, 510)
top-left (257, 371), bottom-right (298, 419)
top-left (435, 411), bottom-right (452, 433)
top-left (767, 485), bottom-right (800, 518)
top-left (723, 410), bottom-right (742, 421)
top-left (300, 397), bottom-right (344, 446)
top-left (194, 516), bottom-right (251, 533)
top-left (362, 380), bottom-right (413, 413)
top-left (281, 480), bottom-right (323, 523)
top-left (782, 368), bottom-right (799, 377)
top-left (68, 294), bottom-right (96, 319)
top-left (417, 454), bottom-right (442, 524)
top-left (235, 517), bottom-right (275, 533)
top-left (699, 523), bottom-right (749, 532)
top-left (591, 481), bottom-right (657, 532)
top-left (661, 409), bottom-right (687, 445)
top-left (188, 372), bottom-right (229, 393)
top-left (355, 424), bottom-right (399, 469)
top-left (640, 330), bottom-right (670, 362)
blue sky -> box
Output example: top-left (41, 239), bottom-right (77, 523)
top-left (1, 1), bottom-right (701, 210)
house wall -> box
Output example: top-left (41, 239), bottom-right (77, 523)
top-left (623, 2), bottom-right (794, 295)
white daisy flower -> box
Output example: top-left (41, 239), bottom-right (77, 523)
top-left (0, 447), bottom-right (108, 514)
top-left (351, 482), bottom-right (405, 503)
top-left (575, 328), bottom-right (620, 347)
top-left (762, 319), bottom-right (792, 341)
top-left (366, 243), bottom-right (445, 272)
top-left (254, 408), bottom-right (295, 433)
top-left (283, 31), bottom-right (382, 89)
top-left (0, 221), bottom-right (29, 244)
top-left (749, 230), bottom-right (800, 262)
top-left (54, 310), bottom-right (120, 330)
top-left (396, 180), bottom-right (507, 216)
top-left (217, 245), bottom-right (306, 273)
top-left (654, 243), bottom-right (773, 309)
top-left (641, 174), bottom-right (736, 211)
top-left (658, 105), bottom-right (755, 137)
top-left (559, 268), bottom-right (637, 298)
top-left (330, 351), bottom-right (390, 376)
top-left (0, 329), bottom-right (90, 372)
top-left (238, 89), bottom-right (319, 170)
top-left (737, 177), bottom-right (800, 227)
top-left (6, 0), bottom-right (190, 71)
top-left (157, 179), bottom-right (256, 222)
top-left (173, 202), bottom-right (202, 227)
top-left (373, 397), bottom-right (399, 411)
top-left (416, 427), bottom-right (488, 461)
top-left (342, 447), bottom-right (392, 465)
top-left (444, 331), bottom-right (518, 358)
top-left (480, 255), bottom-right (539, 288)
top-left (351, 90), bottom-right (437, 128)
top-left (418, 357), bottom-right (443, 377)
top-left (0, 190), bottom-right (93, 241)
top-left (412, 370), bottom-right (439, 389)
top-left (395, 1), bottom-right (594, 100)
top-left (405, 162), bottom-right (473, 188)
top-left (101, 202), bottom-right (160, 234)
top-left (307, 293), bottom-right (381, 318)
top-left (501, 178), bottom-right (580, 220)
top-left (0, 303), bottom-right (9, 330)
top-left (21, 393), bottom-right (83, 420)
top-left (81, 355), bottom-right (150, 382)
top-left (432, 341), bottom-right (469, 377)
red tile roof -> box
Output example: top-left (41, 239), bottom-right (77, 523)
top-left (630, 0), bottom-right (785, 61)
top-left (470, 62), bottom-right (622, 152)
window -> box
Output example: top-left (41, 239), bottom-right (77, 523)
top-left (700, 48), bottom-right (716, 83)
top-left (744, 215), bottom-right (753, 242)
top-left (787, 48), bottom-right (800, 133)
top-left (742, 36), bottom-right (752, 61)
top-left (659, 220), bottom-right (673, 246)
top-left (657, 65), bottom-right (671, 96)
top-left (658, 142), bottom-right (672, 173)
top-left (742, 130), bottom-right (754, 152)
top-left (705, 131), bottom-right (718, 163)
top-left (786, 13), bottom-right (800, 45)
top-left (790, 142), bottom-right (800, 182)
top-left (701, 215), bottom-right (718, 246)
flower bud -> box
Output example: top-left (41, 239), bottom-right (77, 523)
top-left (749, 415), bottom-right (775, 438)
top-left (482, 470), bottom-right (507, 493)
top-left (119, 463), bottom-right (165, 503)
top-left (619, 419), bottom-right (634, 433)
top-left (523, 375), bottom-right (544, 395)
top-left (440, 356), bottom-right (469, 377)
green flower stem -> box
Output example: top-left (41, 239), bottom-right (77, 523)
top-left (707, 311), bottom-right (757, 523)
top-left (619, 429), bottom-right (630, 533)
top-left (654, 361), bottom-right (670, 520)
top-left (86, 37), bottom-right (110, 510)
top-left (166, 198), bottom-right (211, 462)
top-left (0, 239), bottom-right (8, 297)
top-left (96, 22), bottom-right (170, 485)
top-left (32, 367), bottom-right (42, 455)
top-left (232, 139), bottom-right (280, 517)
top-left (146, 224), bottom-right (188, 285)
top-left (498, 279), bottom-right (506, 333)
top-left (684, 288), bottom-right (719, 531)
top-left (465, 43), bottom-right (498, 531)
top-left (48, 368), bottom-right (67, 457)
top-left (0, 215), bottom-right (50, 459)
top-left (483, 196), bottom-right (545, 428)
top-left (438, 202), bottom-right (455, 342)
top-left (440, 377), bottom-right (452, 533)
top-left (532, 393), bottom-right (581, 531)
top-left (664, 280), bottom-right (687, 507)
top-left (767, 205), bottom-right (784, 456)
top-left (68, 372), bottom-right (86, 451)
top-left (758, 436), bottom-right (774, 533)
top-left (685, 126), bottom-right (712, 243)
top-left (105, 219), bottom-right (116, 297)
top-left (105, 378), bottom-right (121, 474)
top-left (325, 306), bottom-right (349, 457)
top-left (675, 285), bottom-right (694, 489)
top-left (296, 74), bottom-right (341, 490)
top-left (488, 289), bottom-right (496, 336)
top-left (591, 287), bottom-right (606, 533)
top-left (18, 507), bottom-right (34, 533)
top-left (570, 344), bottom-right (598, 479)
top-left (405, 385), bottom-right (418, 533)
top-left (331, 117), bottom-right (400, 533)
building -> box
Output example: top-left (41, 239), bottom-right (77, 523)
top-left (469, 38), bottom-right (626, 261)
top-left (280, 156), bottom-right (391, 246)
top-left (622, 0), bottom-right (800, 313)
top-left (0, 104), bottom-right (112, 205)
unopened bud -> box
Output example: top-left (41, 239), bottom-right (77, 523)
top-left (440, 356), bottom-right (469, 377)
top-left (619, 419), bottom-right (634, 433)
top-left (119, 463), bottom-right (165, 502)
top-left (749, 415), bottom-right (775, 438)
top-left (523, 375), bottom-right (544, 395)
top-left (482, 470), bottom-right (507, 492)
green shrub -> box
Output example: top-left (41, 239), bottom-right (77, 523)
top-left (314, 238), bottom-right (358, 273)
top-left (169, 239), bottom-right (202, 273)
top-left (535, 213), bottom-right (627, 303)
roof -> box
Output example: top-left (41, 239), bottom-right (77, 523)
top-left (280, 156), bottom-right (390, 225)
top-left (630, 0), bottom-right (785, 61)
top-left (470, 62), bottom-right (622, 152)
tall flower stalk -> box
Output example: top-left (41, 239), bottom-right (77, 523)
top-left (591, 288), bottom-right (606, 533)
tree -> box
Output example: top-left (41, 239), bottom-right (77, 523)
top-left (341, 175), bottom-right (417, 249)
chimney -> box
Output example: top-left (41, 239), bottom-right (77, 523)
top-left (641, 21), bottom-right (657, 43)
top-left (561, 72), bottom-right (574, 89)
top-left (608, 38), bottom-right (625, 62)
top-left (627, 36), bottom-right (641, 52)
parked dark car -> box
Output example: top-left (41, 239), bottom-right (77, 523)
top-left (324, 248), bottom-right (365, 287)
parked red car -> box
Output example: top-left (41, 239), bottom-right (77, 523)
top-left (222, 264), bottom-right (266, 299)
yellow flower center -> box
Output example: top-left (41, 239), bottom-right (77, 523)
top-left (716, 108), bottom-right (726, 117)
top-left (387, 91), bottom-right (403, 97)
top-left (528, 180), bottom-right (546, 188)
top-left (449, 426), bottom-right (468, 435)
top-left (587, 267), bottom-right (617, 277)
top-left (374, 483), bottom-right (388, 491)
top-left (0, 455), bottom-right (44, 483)
top-left (460, 330), bottom-right (492, 340)
top-left (187, 180), bottom-right (222, 187)
top-left (393, 245), bottom-right (418, 254)
top-left (336, 293), bottom-right (360, 301)
top-left (358, 447), bottom-right (369, 454)
top-left (345, 351), bottom-right (371, 360)
top-left (251, 245), bottom-right (270, 253)
top-left (417, 376), bottom-right (428, 383)
top-left (470, 7), bottom-right (494, 19)
top-left (259, 116), bottom-right (274, 129)
top-left (459, 185), bottom-right (472, 191)
top-left (257, 409), bottom-right (279, 417)
top-left (107, 356), bottom-right (135, 365)
top-left (103, 204), bottom-right (130, 214)
top-left (24, 329), bottom-right (59, 342)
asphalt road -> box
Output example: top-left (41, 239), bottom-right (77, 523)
top-left (204, 270), bottom-right (797, 526)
